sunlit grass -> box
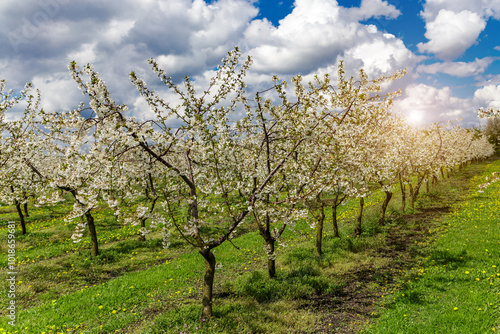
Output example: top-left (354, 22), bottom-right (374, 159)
top-left (364, 160), bottom-right (500, 333)
top-left (0, 160), bottom-right (497, 333)
top-left (0, 185), bottom-right (391, 333)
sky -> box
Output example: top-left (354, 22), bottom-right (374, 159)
top-left (1, 0), bottom-right (499, 127)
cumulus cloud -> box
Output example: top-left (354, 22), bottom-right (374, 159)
top-left (417, 9), bottom-right (486, 60)
top-left (474, 74), bottom-right (500, 89)
top-left (344, 34), bottom-right (419, 78)
top-left (0, 0), bottom-right (259, 118)
top-left (1, 0), bottom-right (258, 76)
top-left (421, 0), bottom-right (500, 20)
top-left (393, 83), bottom-right (478, 126)
top-left (417, 57), bottom-right (495, 77)
top-left (124, 0), bottom-right (258, 78)
top-left (244, 0), bottom-right (348, 74)
top-left (101, 19), bottom-right (135, 45)
top-left (67, 42), bottom-right (98, 64)
top-left (347, 0), bottom-right (401, 20)
top-left (418, 0), bottom-right (500, 60)
top-left (31, 74), bottom-right (81, 112)
top-left (245, 0), bottom-right (417, 78)
top-left (474, 84), bottom-right (500, 109)
top-left (0, 0), bottom-right (475, 127)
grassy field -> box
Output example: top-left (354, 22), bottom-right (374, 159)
top-left (363, 160), bottom-right (500, 333)
top-left (0, 159), bottom-right (498, 333)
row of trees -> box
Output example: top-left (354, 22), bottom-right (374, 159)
top-left (0, 50), bottom-right (495, 319)
top-left (484, 117), bottom-right (500, 149)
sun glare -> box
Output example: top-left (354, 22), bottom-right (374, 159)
top-left (408, 111), bottom-right (423, 125)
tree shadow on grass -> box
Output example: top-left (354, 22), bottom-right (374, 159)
top-left (427, 249), bottom-right (468, 270)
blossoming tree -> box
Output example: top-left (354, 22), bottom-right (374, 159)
top-left (67, 48), bottom-right (328, 319)
top-left (0, 82), bottom-right (46, 234)
top-left (295, 65), bottom-right (406, 253)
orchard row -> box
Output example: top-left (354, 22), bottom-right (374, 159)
top-left (0, 48), bottom-right (496, 319)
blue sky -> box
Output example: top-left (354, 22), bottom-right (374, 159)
top-left (1, 0), bottom-right (499, 126)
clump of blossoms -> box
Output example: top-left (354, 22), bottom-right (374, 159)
top-left (478, 107), bottom-right (500, 118)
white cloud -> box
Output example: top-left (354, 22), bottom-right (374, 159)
top-left (474, 84), bottom-right (500, 109)
top-left (0, 0), bottom-right (260, 118)
top-left (418, 0), bottom-right (500, 60)
top-left (366, 24), bottom-right (378, 34)
top-left (417, 9), bottom-right (486, 60)
top-left (394, 83), bottom-right (477, 125)
top-left (495, 46), bottom-right (500, 51)
top-left (1, 0), bottom-right (486, 128)
top-left (347, 0), bottom-right (401, 20)
top-left (417, 58), bottom-right (494, 77)
top-left (102, 19), bottom-right (135, 45)
top-left (421, 0), bottom-right (500, 20)
top-left (124, 0), bottom-right (259, 78)
top-left (245, 0), bottom-right (345, 74)
top-left (67, 42), bottom-right (97, 64)
top-left (31, 74), bottom-right (81, 112)
top-left (474, 74), bottom-right (500, 89)
top-left (245, 0), bottom-right (416, 78)
top-left (345, 35), bottom-right (417, 77)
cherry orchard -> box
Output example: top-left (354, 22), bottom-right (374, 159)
top-left (0, 81), bottom-right (47, 235)
top-left (68, 48), bottom-right (343, 319)
top-left (0, 49), bottom-right (495, 322)
top-left (292, 65), bottom-right (407, 256)
top-left (477, 106), bottom-right (499, 192)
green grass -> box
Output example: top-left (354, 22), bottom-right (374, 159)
top-left (364, 160), bottom-right (500, 334)
top-left (0, 159), bottom-right (498, 333)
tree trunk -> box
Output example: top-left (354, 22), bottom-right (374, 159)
top-left (354, 197), bottom-right (364, 236)
top-left (266, 238), bottom-right (276, 278)
top-left (409, 181), bottom-right (420, 209)
top-left (408, 182), bottom-right (415, 208)
top-left (261, 212), bottom-right (277, 279)
top-left (23, 202), bottom-right (29, 217)
top-left (378, 191), bottom-right (393, 225)
top-left (410, 188), bottom-right (416, 209)
top-left (138, 217), bottom-right (146, 242)
top-left (315, 206), bottom-right (325, 257)
top-left (200, 249), bottom-right (216, 321)
top-left (14, 200), bottom-right (27, 235)
top-left (332, 204), bottom-right (340, 238)
top-left (138, 196), bottom-right (158, 242)
top-left (410, 174), bottom-right (425, 209)
top-left (85, 211), bottom-right (99, 256)
top-left (399, 175), bottom-right (406, 212)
